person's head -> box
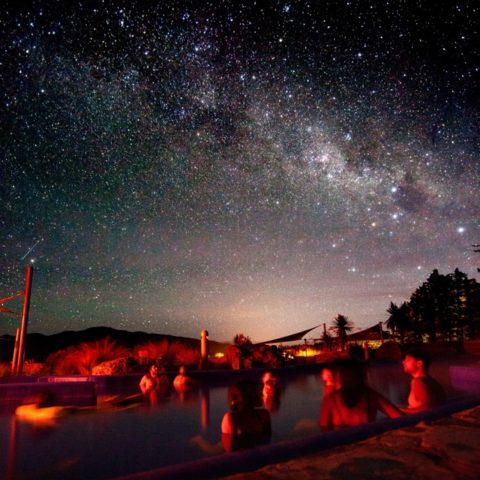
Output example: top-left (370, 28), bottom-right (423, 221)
top-left (262, 371), bottom-right (278, 386)
top-left (402, 348), bottom-right (432, 375)
top-left (321, 367), bottom-right (335, 387)
top-left (335, 359), bottom-right (366, 389)
top-left (330, 359), bottom-right (367, 408)
top-left (262, 371), bottom-right (279, 398)
top-left (228, 380), bottom-right (261, 411)
top-left (149, 364), bottom-right (159, 376)
top-left (178, 366), bottom-right (186, 375)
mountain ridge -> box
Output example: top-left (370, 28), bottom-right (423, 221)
top-left (0, 326), bottom-right (229, 362)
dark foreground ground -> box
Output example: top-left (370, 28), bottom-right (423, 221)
top-left (220, 405), bottom-right (480, 480)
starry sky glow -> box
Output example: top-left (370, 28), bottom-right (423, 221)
top-left (1, 0), bottom-right (479, 342)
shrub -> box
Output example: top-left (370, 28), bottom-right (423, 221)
top-left (23, 360), bottom-right (44, 375)
top-left (167, 341), bottom-right (200, 367)
top-left (0, 362), bottom-right (11, 376)
top-left (45, 337), bottom-right (130, 375)
top-left (136, 339), bottom-right (169, 362)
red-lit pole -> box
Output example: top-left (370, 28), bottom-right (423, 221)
top-left (15, 266), bottom-right (33, 375)
top-left (200, 330), bottom-right (209, 370)
top-left (11, 328), bottom-right (20, 374)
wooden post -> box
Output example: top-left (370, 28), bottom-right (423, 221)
top-left (378, 321), bottom-right (384, 344)
top-left (15, 266), bottom-right (33, 375)
top-left (200, 329), bottom-right (209, 370)
top-left (11, 328), bottom-right (20, 374)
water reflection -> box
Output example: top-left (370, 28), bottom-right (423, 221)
top-left (6, 416), bottom-right (16, 480)
top-left (200, 387), bottom-right (210, 432)
top-left (262, 371), bottom-right (282, 413)
top-left (1, 362), bottom-right (465, 480)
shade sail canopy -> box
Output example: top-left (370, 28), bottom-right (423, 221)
top-left (256, 324), bottom-right (323, 345)
top-left (347, 324), bottom-right (391, 341)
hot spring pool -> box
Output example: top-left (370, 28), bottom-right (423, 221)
top-left (0, 361), bottom-right (469, 480)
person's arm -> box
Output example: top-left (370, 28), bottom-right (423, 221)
top-left (373, 390), bottom-right (403, 418)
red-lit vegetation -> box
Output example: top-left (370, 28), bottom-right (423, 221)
top-left (136, 339), bottom-right (169, 361)
top-left (45, 337), bottom-right (130, 375)
top-left (0, 362), bottom-right (10, 376)
top-left (35, 337), bottom-right (204, 375)
top-left (167, 340), bottom-right (200, 367)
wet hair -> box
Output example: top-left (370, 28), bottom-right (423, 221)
top-left (228, 380), bottom-right (262, 411)
top-left (334, 359), bottom-right (367, 409)
top-left (405, 347), bottom-right (432, 371)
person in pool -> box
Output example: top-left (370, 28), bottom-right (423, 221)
top-left (139, 363), bottom-right (169, 404)
top-left (319, 359), bottom-right (403, 431)
top-left (191, 379), bottom-right (272, 454)
top-left (320, 365), bottom-right (338, 396)
top-left (173, 366), bottom-right (197, 389)
top-left (221, 380), bottom-right (271, 452)
top-left (402, 347), bottom-right (446, 412)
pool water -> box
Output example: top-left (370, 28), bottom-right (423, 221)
top-left (0, 362), bottom-right (439, 480)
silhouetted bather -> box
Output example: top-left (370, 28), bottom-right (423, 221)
top-left (402, 347), bottom-right (446, 412)
top-left (221, 380), bottom-right (271, 452)
top-left (173, 365), bottom-right (197, 390)
top-left (320, 366), bottom-right (338, 396)
top-left (319, 359), bottom-right (402, 431)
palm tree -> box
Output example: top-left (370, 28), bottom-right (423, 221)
top-left (330, 314), bottom-right (353, 351)
top-left (386, 302), bottom-right (411, 344)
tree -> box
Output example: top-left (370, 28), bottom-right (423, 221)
top-left (408, 268), bottom-right (480, 341)
top-left (233, 333), bottom-right (252, 346)
top-left (386, 302), bottom-right (411, 344)
top-left (330, 314), bottom-right (353, 351)
top-left (450, 268), bottom-right (480, 339)
top-left (473, 244), bottom-right (480, 273)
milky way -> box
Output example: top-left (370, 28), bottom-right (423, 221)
top-left (1, 1), bottom-right (479, 342)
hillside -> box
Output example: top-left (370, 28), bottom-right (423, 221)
top-left (0, 326), bottom-right (229, 362)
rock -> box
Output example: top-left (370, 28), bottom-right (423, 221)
top-left (92, 357), bottom-right (138, 375)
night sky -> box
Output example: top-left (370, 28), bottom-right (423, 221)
top-left (1, 1), bottom-right (479, 343)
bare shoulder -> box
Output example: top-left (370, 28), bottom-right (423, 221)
top-left (412, 376), bottom-right (446, 406)
top-left (221, 411), bottom-right (234, 434)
